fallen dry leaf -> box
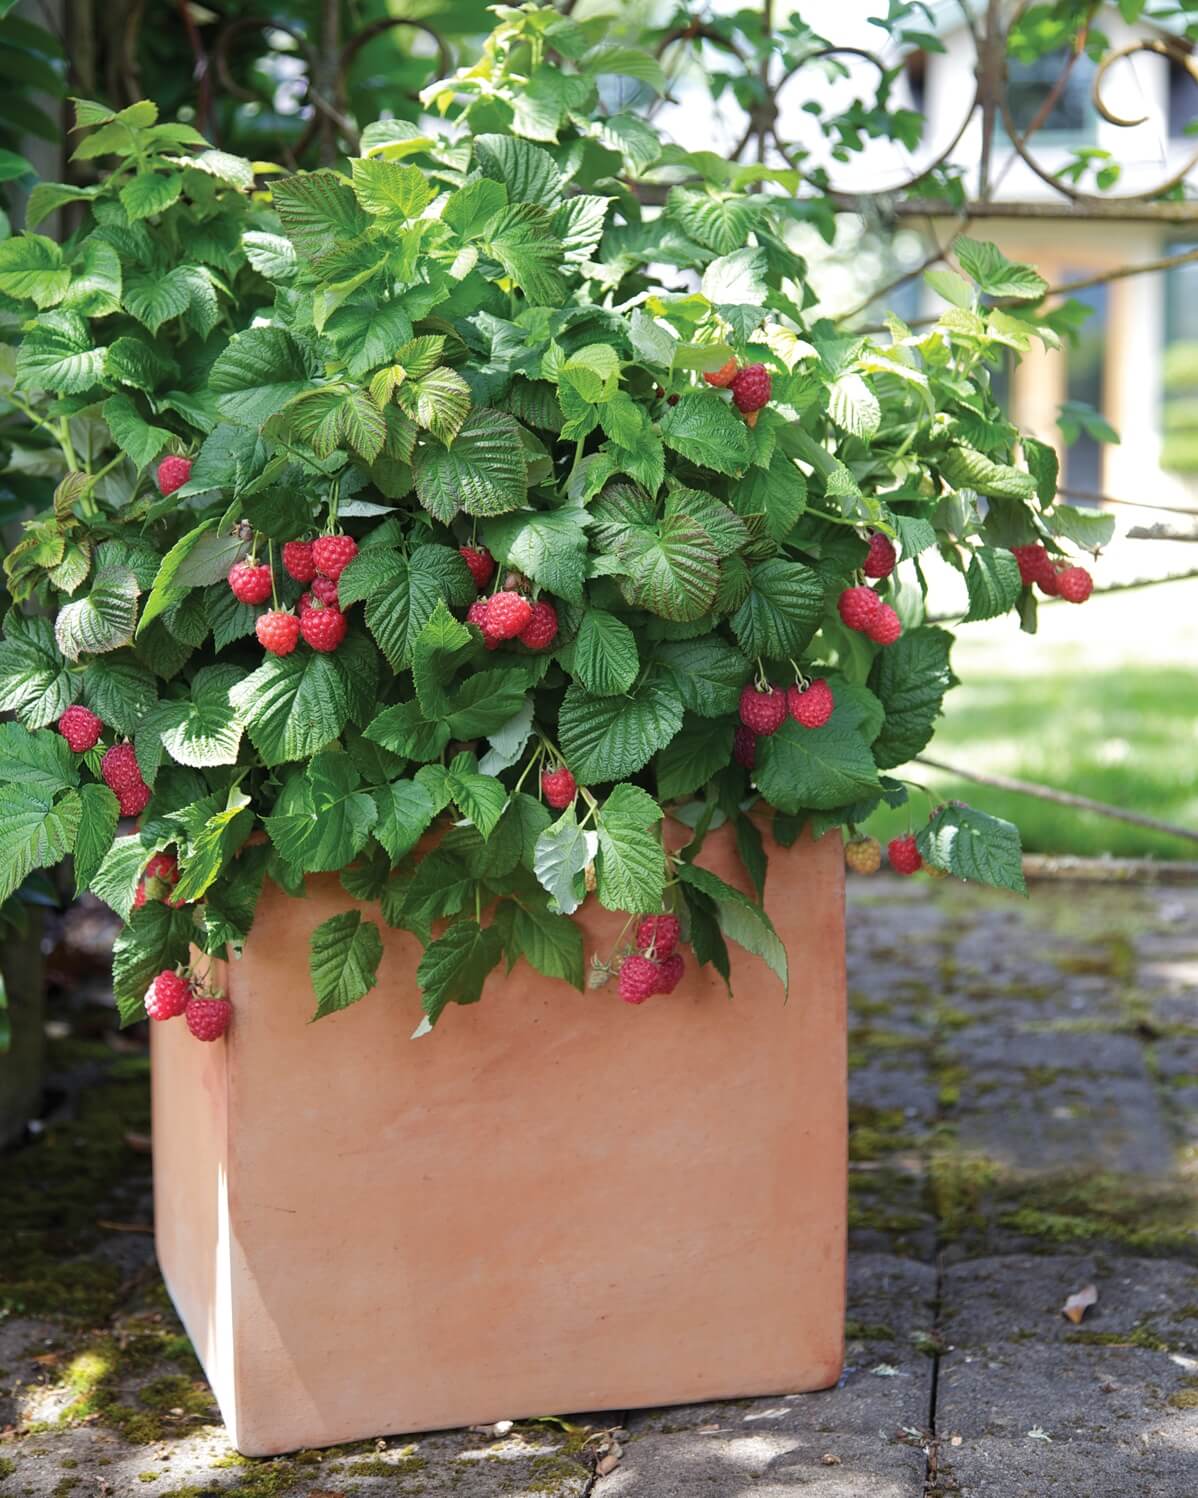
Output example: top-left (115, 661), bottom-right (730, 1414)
top-left (1061, 1284), bottom-right (1098, 1324)
top-left (595, 1450), bottom-right (621, 1476)
top-left (821, 1452), bottom-right (843, 1465)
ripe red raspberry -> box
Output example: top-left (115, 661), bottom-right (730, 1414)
top-left (485, 590), bottom-right (533, 641)
top-left (519, 599), bottom-right (558, 651)
top-left (655, 952), bottom-right (685, 995)
top-left (1011, 543), bottom-right (1053, 588)
top-left (636, 914), bottom-right (680, 960)
top-left (310, 574), bottom-right (339, 606)
top-left (838, 585), bottom-right (881, 632)
top-left (1038, 567), bottom-right (1061, 598)
top-left (703, 357), bottom-right (739, 389)
top-left (863, 532), bottom-right (897, 579)
top-left (185, 995), bottom-right (232, 1042)
top-left (256, 609), bottom-right (301, 657)
top-left (145, 969), bottom-right (191, 1022)
top-left (1056, 566), bottom-right (1093, 604)
top-left (460, 545), bottom-right (495, 591)
top-left (787, 678), bottom-right (834, 729)
top-left (844, 836), bottom-right (882, 875)
top-left (164, 889), bottom-right (191, 909)
top-left (133, 879), bottom-right (147, 910)
top-left (227, 560), bottom-right (273, 605)
top-left (619, 954), bottom-right (659, 1006)
top-left (58, 705), bottom-right (102, 752)
top-left (282, 540), bottom-right (317, 583)
top-left (155, 455), bottom-right (191, 496)
top-left (738, 684), bottom-right (786, 736)
top-left (867, 603), bottom-right (902, 646)
top-left (144, 851), bottom-right (178, 884)
top-left (312, 534), bottom-right (357, 580)
top-left (888, 834), bottom-right (923, 876)
top-left (101, 743), bottom-right (150, 816)
top-left (542, 766), bottom-right (577, 809)
top-left (299, 604), bottom-right (347, 653)
top-left (733, 725), bottom-right (757, 769)
top-left (467, 598), bottom-right (500, 650)
top-left (730, 362), bottom-right (771, 414)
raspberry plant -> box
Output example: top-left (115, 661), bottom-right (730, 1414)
top-left (0, 7), bottom-right (1114, 1032)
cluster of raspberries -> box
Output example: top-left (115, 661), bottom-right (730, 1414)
top-left (702, 358), bottom-right (772, 426)
top-left (228, 534), bottom-right (359, 657)
top-left (844, 833), bottom-right (940, 878)
top-left (460, 551), bottom-right (559, 653)
top-left (733, 677), bottom-right (834, 770)
top-left (144, 969), bottom-right (232, 1041)
top-left (838, 585), bottom-right (902, 646)
top-left (618, 916), bottom-right (685, 1004)
top-left (1011, 544), bottom-right (1093, 603)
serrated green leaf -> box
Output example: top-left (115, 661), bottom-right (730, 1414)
top-left (73, 783), bottom-right (120, 896)
top-left (595, 790), bottom-right (665, 914)
top-left (917, 803), bottom-right (1026, 895)
top-left (0, 233), bottom-right (68, 307)
top-left (119, 170), bottom-right (182, 221)
top-left (414, 408), bottom-right (527, 520)
top-left (474, 134), bottom-right (563, 209)
top-left (730, 559), bottom-right (824, 660)
top-left (868, 626), bottom-right (956, 770)
top-left (558, 676), bottom-right (684, 783)
top-left (1046, 504), bottom-right (1115, 549)
top-left (507, 897), bottom-right (584, 988)
top-left (417, 920), bottom-right (503, 1025)
top-left (964, 546), bottom-right (1022, 621)
top-left (0, 786), bottom-right (81, 906)
top-left (0, 614), bottom-right (73, 729)
top-left (660, 392), bottom-right (750, 475)
top-left (676, 861), bottom-right (787, 994)
top-left (372, 779), bottom-right (436, 862)
top-left (229, 651), bottom-right (352, 765)
top-left (656, 636), bottom-right (750, 717)
top-left (532, 806), bottom-right (591, 916)
top-left (570, 610), bottom-right (638, 696)
top-left (350, 156), bottom-right (436, 218)
top-left (618, 514), bottom-right (719, 622)
top-left (55, 567), bottom-right (139, 662)
top-left (103, 393), bottom-right (171, 468)
top-left (272, 170), bottom-right (369, 255)
top-left (158, 665), bottom-right (245, 767)
top-left (209, 326), bottom-right (312, 426)
top-left (310, 910), bottom-right (384, 1019)
top-left (655, 716), bottom-right (733, 801)
top-left (112, 903), bottom-right (196, 1022)
top-left (939, 445), bottom-right (1036, 500)
top-left (955, 236), bottom-right (1047, 300)
top-left (79, 656), bottom-right (157, 737)
top-left (0, 721), bottom-right (77, 797)
top-left (755, 712), bottom-right (880, 813)
top-left (827, 372), bottom-right (881, 439)
top-left (482, 507), bottom-right (589, 604)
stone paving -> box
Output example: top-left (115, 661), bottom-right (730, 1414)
top-left (2, 876), bottom-right (1197, 1496)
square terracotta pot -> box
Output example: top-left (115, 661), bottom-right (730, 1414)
top-left (151, 825), bottom-right (847, 1456)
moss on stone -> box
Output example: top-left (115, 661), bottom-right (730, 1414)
top-left (844, 1319), bottom-right (896, 1341)
top-left (0, 1457), bottom-right (14, 1482)
top-left (1066, 1328), bottom-right (1170, 1352)
top-left (1168, 1389), bottom-right (1198, 1409)
top-left (525, 1454), bottom-right (588, 1493)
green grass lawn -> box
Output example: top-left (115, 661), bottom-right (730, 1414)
top-left (866, 577), bottom-right (1198, 860)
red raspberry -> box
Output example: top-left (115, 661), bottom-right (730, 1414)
top-left (101, 743), bottom-right (151, 817)
top-left (460, 546), bottom-right (495, 591)
top-left (1038, 567), bottom-right (1061, 598)
top-left (519, 599), bottom-right (558, 651)
top-left (164, 890), bottom-right (191, 909)
top-left (227, 560), bottom-right (273, 605)
top-left (1056, 566), bottom-right (1093, 604)
top-left (1011, 543), bottom-right (1053, 588)
top-left (733, 725), bottom-right (757, 769)
top-left (310, 574), bottom-right (339, 606)
top-left (618, 954), bottom-right (659, 1006)
top-left (738, 684), bottom-right (786, 737)
top-left (867, 603), bottom-right (902, 646)
top-left (838, 586), bottom-right (881, 632)
top-left (256, 609), bottom-right (301, 657)
top-left (144, 851), bottom-right (179, 884)
top-left (667, 393), bottom-right (679, 406)
top-left (636, 914), bottom-right (680, 960)
top-left (863, 533), bottom-right (897, 579)
top-left (467, 598), bottom-right (500, 650)
top-left (145, 969), bottom-right (191, 1022)
top-left (133, 880), bottom-right (147, 909)
top-left (312, 534), bottom-right (357, 580)
top-left (298, 591), bottom-right (316, 615)
top-left (485, 590), bottom-right (533, 641)
top-left (888, 834), bottom-right (923, 876)
top-left (185, 996), bottom-right (232, 1042)
top-left (299, 604), bottom-right (347, 653)
top-left (703, 357), bottom-right (739, 389)
top-left (787, 678), bottom-right (834, 729)
top-left (542, 766), bottom-right (577, 810)
top-left (155, 455), bottom-right (191, 496)
top-left (58, 705), bottom-right (102, 752)
top-left (730, 363), bottom-right (771, 414)
top-left (655, 952), bottom-right (685, 995)
top-left (282, 540), bottom-right (317, 583)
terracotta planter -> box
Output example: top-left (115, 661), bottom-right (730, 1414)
top-left (151, 825), bottom-right (847, 1457)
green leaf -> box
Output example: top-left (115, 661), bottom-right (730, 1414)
top-left (0, 722), bottom-right (77, 797)
top-left (484, 203), bottom-right (567, 305)
top-left (446, 771), bottom-right (508, 839)
top-left (91, 832), bottom-right (162, 920)
top-left (229, 651), bottom-right (352, 765)
top-left (16, 313), bottom-right (105, 393)
top-left (265, 754), bottom-right (377, 873)
top-left (570, 610), bottom-right (639, 696)
top-left (338, 543), bottom-right (474, 671)
top-left (656, 637), bottom-right (749, 717)
top-left (533, 806), bottom-right (591, 916)
top-left (558, 676), bottom-right (684, 783)
top-left (119, 170), bottom-right (182, 221)
top-left (868, 626), bottom-right (956, 770)
top-left (676, 862), bottom-right (787, 994)
top-left (62, 237), bottom-right (122, 316)
top-left (939, 446), bottom-right (1036, 500)
top-left (482, 507), bottom-right (589, 604)
top-left (474, 134), bottom-right (563, 209)
top-left (103, 393), bottom-right (171, 468)
top-left (138, 520), bottom-right (217, 633)
top-left (755, 713), bottom-right (881, 813)
top-left (655, 716), bottom-right (733, 801)
top-left (112, 903), bottom-right (196, 1023)
top-left (79, 656), bottom-right (157, 736)
top-left (272, 170), bottom-right (369, 255)
top-left (73, 783), bottom-right (119, 896)
top-left (156, 665), bottom-right (245, 767)
top-left (445, 670), bottom-right (532, 739)
top-left (506, 898), bottom-right (584, 989)
top-left (964, 546), bottom-right (1022, 622)
top-left (1046, 504), bottom-right (1115, 549)
top-left (209, 326), bottom-right (312, 426)
top-left (171, 789), bottom-right (252, 906)
top-left (310, 910), bottom-right (385, 1019)
top-left (954, 236), bottom-right (1047, 300)
top-left (730, 559), bottom-right (824, 660)
top-left (0, 786), bottom-right (81, 906)
top-left (668, 188), bottom-right (756, 256)
top-left (54, 567), bottom-right (139, 662)
top-left (595, 788), bottom-right (665, 914)
top-left (917, 803), bottom-right (1026, 895)
top-left (0, 233), bottom-right (68, 307)
top-left (417, 920), bottom-right (503, 1025)
top-left (618, 514), bottom-right (719, 622)
top-left (407, 367), bottom-right (471, 445)
top-left (365, 699), bottom-right (450, 762)
top-left (414, 409), bottom-right (528, 520)
top-left (411, 600), bottom-right (473, 720)
top-left (0, 614), bottom-right (73, 729)
top-left (827, 373), bottom-right (881, 439)
top-left (660, 393), bottom-right (750, 475)
top-left (242, 230), bottom-right (297, 280)
top-left (442, 177), bottom-right (507, 238)
top-left (350, 157), bottom-right (436, 218)
top-left (372, 779), bottom-right (436, 862)
top-left (123, 266), bottom-right (193, 333)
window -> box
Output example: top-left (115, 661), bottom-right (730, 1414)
top-left (1168, 59), bottom-right (1198, 143)
top-left (1062, 280), bottom-right (1108, 492)
top-left (1162, 241), bottom-right (1198, 477)
top-left (1006, 50), bottom-right (1096, 138)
